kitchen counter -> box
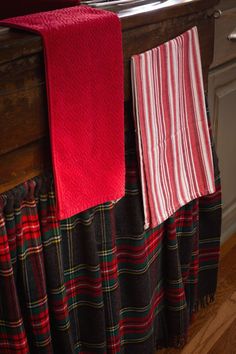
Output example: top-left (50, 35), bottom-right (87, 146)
top-left (0, 0), bottom-right (219, 193)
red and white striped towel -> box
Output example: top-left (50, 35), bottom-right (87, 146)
top-left (131, 27), bottom-right (215, 229)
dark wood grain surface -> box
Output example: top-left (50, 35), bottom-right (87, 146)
top-left (0, 0), bottom-right (219, 194)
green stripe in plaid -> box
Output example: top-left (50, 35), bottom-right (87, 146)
top-left (0, 132), bottom-right (221, 353)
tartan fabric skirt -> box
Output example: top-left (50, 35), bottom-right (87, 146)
top-left (0, 129), bottom-right (221, 354)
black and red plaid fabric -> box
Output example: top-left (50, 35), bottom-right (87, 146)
top-left (0, 128), bottom-right (221, 353)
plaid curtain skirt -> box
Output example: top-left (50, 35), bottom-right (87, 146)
top-left (0, 128), bottom-right (221, 354)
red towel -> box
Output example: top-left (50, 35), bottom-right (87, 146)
top-left (1, 6), bottom-right (125, 219)
top-left (131, 27), bottom-right (215, 229)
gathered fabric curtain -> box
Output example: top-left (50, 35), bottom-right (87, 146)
top-left (0, 130), bottom-right (221, 354)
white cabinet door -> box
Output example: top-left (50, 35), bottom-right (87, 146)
top-left (208, 61), bottom-right (236, 242)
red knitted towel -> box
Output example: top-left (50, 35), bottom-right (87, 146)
top-left (1, 6), bottom-right (125, 219)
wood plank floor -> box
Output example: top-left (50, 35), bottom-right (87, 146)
top-left (158, 234), bottom-right (236, 354)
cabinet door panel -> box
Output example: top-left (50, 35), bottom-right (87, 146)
top-left (208, 61), bottom-right (236, 241)
top-left (212, 7), bottom-right (236, 68)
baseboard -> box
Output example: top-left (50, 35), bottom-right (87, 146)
top-left (222, 201), bottom-right (236, 243)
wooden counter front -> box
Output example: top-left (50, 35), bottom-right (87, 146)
top-left (0, 0), bottom-right (219, 193)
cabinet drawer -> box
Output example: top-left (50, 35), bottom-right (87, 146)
top-left (212, 7), bottom-right (236, 68)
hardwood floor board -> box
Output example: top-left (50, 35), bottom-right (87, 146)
top-left (180, 291), bottom-right (236, 354)
top-left (208, 318), bottom-right (236, 354)
top-left (157, 235), bottom-right (236, 354)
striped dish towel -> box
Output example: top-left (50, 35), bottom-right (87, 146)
top-left (131, 27), bottom-right (215, 229)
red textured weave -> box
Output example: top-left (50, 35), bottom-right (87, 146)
top-left (0, 6), bottom-right (125, 220)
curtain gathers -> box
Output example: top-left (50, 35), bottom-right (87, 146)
top-left (0, 129), bottom-right (221, 354)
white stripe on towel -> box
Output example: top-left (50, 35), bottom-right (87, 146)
top-left (131, 27), bottom-right (215, 229)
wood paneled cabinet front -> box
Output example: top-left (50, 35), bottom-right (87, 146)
top-left (0, 0), bottom-right (218, 195)
top-left (208, 0), bottom-right (236, 242)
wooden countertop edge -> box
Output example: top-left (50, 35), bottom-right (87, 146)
top-left (0, 0), bottom-right (219, 65)
top-left (120, 0), bottom-right (219, 30)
